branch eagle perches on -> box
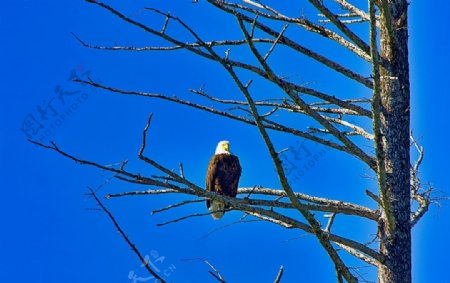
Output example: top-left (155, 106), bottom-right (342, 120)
top-left (30, 112), bottom-right (382, 280)
top-left (33, 0), bottom-right (429, 282)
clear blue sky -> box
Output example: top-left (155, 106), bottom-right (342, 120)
top-left (1, 1), bottom-right (449, 282)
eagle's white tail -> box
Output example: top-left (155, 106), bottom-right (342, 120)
top-left (209, 201), bottom-right (225, 220)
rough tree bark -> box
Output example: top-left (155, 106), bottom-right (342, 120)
top-left (376, 1), bottom-right (411, 282)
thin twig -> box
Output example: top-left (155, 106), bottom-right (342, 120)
top-left (156, 209), bottom-right (232, 227)
top-left (365, 189), bottom-right (382, 206)
top-left (151, 199), bottom-right (204, 215)
top-left (324, 213), bottom-right (337, 233)
top-left (273, 265), bottom-right (284, 283)
top-left (263, 25), bottom-right (288, 61)
top-left (182, 258), bottom-right (226, 283)
top-left (179, 162), bottom-right (185, 178)
top-left (200, 219), bottom-right (261, 240)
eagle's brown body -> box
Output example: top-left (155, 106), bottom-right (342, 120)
top-left (205, 153), bottom-right (241, 219)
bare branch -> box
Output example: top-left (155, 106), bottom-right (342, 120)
top-left (337, 271), bottom-right (344, 283)
top-left (305, 0), bottom-right (371, 54)
top-left (324, 116), bottom-right (374, 140)
top-left (182, 258), bottom-right (226, 283)
top-left (246, 197), bottom-right (378, 220)
top-left (72, 32), bottom-right (276, 51)
top-left (243, 0), bottom-right (265, 10)
top-left (365, 189), bottom-right (382, 206)
top-left (151, 199), bottom-right (204, 215)
top-left (87, 188), bottom-right (166, 282)
top-left (110, 186), bottom-right (378, 221)
top-left (310, 98), bottom-right (371, 106)
top-left (324, 213), bottom-right (337, 233)
top-left (157, 210), bottom-right (228, 227)
top-left (107, 189), bottom-right (178, 199)
top-left (245, 210), bottom-right (293, 228)
top-left (410, 133), bottom-right (424, 180)
top-left (333, 0), bottom-right (372, 23)
top-left (179, 162), bottom-right (185, 178)
top-left (260, 106), bottom-right (279, 118)
top-left (319, 18), bottom-right (368, 25)
top-left (336, 242), bottom-right (380, 267)
top-left (410, 133), bottom-right (431, 227)
top-left (369, 0), bottom-right (395, 232)
top-left (161, 13), bottom-right (170, 33)
top-left (410, 189), bottom-right (431, 227)
top-left (273, 265), bottom-right (284, 283)
top-left (200, 218), bottom-right (261, 240)
top-left (263, 24), bottom-right (288, 61)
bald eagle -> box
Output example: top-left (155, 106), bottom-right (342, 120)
top-left (206, 141), bottom-right (242, 220)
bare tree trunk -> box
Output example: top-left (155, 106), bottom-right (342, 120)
top-left (377, 1), bottom-right (411, 282)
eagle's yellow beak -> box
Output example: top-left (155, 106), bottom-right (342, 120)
top-left (223, 143), bottom-right (230, 152)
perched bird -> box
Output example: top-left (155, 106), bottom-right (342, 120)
top-left (205, 141), bottom-right (242, 220)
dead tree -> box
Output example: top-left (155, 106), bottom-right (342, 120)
top-left (34, 1), bottom-right (432, 282)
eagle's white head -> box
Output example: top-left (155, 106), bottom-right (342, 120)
top-left (215, 140), bottom-right (231, 155)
